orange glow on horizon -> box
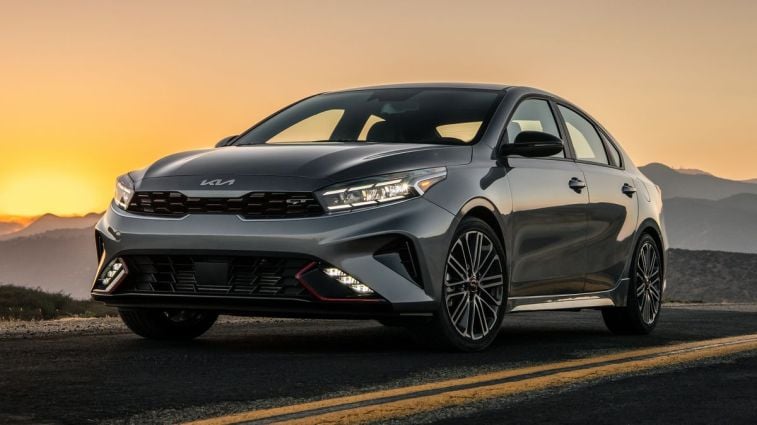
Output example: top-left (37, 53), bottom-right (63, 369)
top-left (0, 214), bottom-right (38, 228)
top-left (2, 0), bottom-right (757, 216)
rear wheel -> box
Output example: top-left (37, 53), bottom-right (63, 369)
top-left (118, 309), bottom-right (218, 340)
top-left (413, 217), bottom-right (507, 351)
top-left (602, 233), bottom-right (663, 334)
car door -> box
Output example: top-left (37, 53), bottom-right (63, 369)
top-left (556, 104), bottom-right (638, 292)
top-left (504, 98), bottom-right (589, 297)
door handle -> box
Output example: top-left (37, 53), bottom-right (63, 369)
top-left (622, 183), bottom-right (636, 197)
top-left (569, 177), bottom-right (586, 193)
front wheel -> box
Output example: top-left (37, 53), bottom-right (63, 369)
top-left (602, 233), bottom-right (663, 334)
top-left (413, 217), bottom-right (508, 351)
top-left (118, 309), bottom-right (218, 340)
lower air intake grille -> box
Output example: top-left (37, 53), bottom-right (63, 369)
top-left (126, 191), bottom-right (324, 218)
top-left (116, 255), bottom-right (312, 299)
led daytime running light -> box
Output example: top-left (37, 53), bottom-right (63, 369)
top-left (322, 267), bottom-right (374, 294)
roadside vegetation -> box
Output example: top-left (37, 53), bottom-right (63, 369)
top-left (0, 284), bottom-right (114, 320)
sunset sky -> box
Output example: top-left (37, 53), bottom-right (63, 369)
top-left (2, 0), bottom-right (756, 216)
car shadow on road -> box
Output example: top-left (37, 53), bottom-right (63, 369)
top-left (116, 311), bottom-right (625, 357)
top-left (114, 308), bottom-right (757, 361)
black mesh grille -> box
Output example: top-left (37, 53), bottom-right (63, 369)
top-left (127, 191), bottom-right (323, 218)
top-left (116, 255), bottom-right (313, 298)
top-left (374, 238), bottom-right (423, 288)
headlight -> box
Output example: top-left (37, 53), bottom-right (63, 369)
top-left (316, 167), bottom-right (446, 212)
top-left (114, 174), bottom-right (134, 210)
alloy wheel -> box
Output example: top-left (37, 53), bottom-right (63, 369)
top-left (444, 230), bottom-right (505, 340)
top-left (635, 241), bottom-right (662, 325)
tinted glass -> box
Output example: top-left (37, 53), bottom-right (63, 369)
top-left (558, 106), bottom-right (609, 165)
top-left (507, 99), bottom-right (562, 157)
top-left (602, 132), bottom-right (623, 167)
top-left (268, 110), bottom-right (344, 143)
top-left (235, 89), bottom-right (502, 145)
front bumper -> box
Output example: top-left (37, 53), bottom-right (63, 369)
top-left (92, 197), bottom-right (457, 316)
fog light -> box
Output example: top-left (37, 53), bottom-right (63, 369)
top-left (322, 267), bottom-right (374, 295)
top-left (98, 258), bottom-right (128, 293)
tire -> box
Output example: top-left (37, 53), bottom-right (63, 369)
top-left (412, 217), bottom-right (508, 351)
top-left (118, 309), bottom-right (218, 340)
top-left (602, 233), bottom-right (663, 335)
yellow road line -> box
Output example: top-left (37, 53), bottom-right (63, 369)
top-left (185, 334), bottom-right (757, 425)
top-left (280, 338), bottom-right (757, 425)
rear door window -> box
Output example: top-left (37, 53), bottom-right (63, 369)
top-left (558, 106), bottom-right (609, 165)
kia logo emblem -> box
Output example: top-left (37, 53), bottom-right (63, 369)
top-left (200, 178), bottom-right (235, 186)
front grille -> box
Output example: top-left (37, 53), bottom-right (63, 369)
top-left (127, 191), bottom-right (324, 218)
top-left (116, 255), bottom-right (312, 299)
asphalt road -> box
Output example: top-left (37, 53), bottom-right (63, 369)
top-left (1, 304), bottom-right (756, 424)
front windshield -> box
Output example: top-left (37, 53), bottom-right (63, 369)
top-left (234, 88), bottom-right (503, 145)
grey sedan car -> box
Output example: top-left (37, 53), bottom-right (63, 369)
top-left (92, 83), bottom-right (666, 351)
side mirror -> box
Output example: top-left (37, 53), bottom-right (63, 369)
top-left (499, 131), bottom-right (564, 158)
top-left (215, 135), bottom-right (238, 148)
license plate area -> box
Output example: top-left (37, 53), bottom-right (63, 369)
top-left (193, 261), bottom-right (230, 286)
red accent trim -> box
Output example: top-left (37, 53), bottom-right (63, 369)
top-left (295, 261), bottom-right (384, 303)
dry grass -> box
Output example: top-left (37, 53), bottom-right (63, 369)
top-left (0, 284), bottom-right (114, 320)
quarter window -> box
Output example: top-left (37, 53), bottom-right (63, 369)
top-left (602, 132), bottom-right (623, 167)
top-left (507, 99), bottom-right (563, 157)
top-left (558, 106), bottom-right (609, 165)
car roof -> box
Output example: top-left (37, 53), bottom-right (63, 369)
top-left (327, 83), bottom-right (565, 100)
top-left (328, 82), bottom-right (512, 92)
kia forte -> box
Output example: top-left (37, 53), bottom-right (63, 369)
top-left (92, 84), bottom-right (666, 351)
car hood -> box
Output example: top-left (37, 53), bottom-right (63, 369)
top-left (138, 143), bottom-right (472, 184)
